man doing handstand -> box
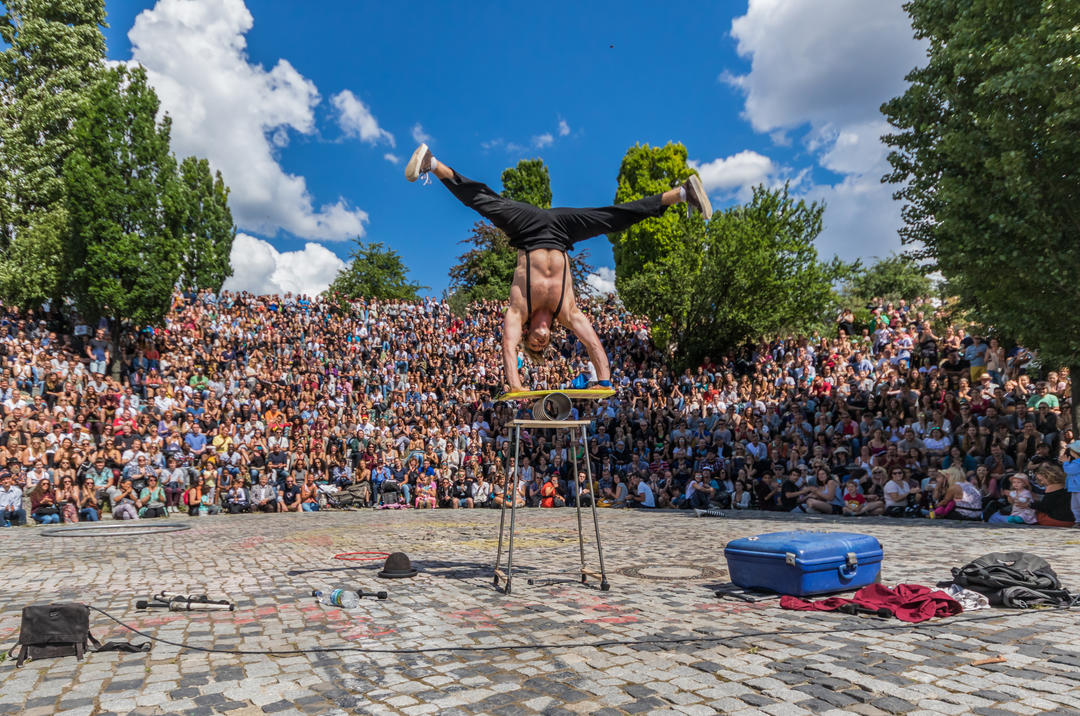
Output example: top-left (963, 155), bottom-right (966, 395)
top-left (405, 143), bottom-right (712, 392)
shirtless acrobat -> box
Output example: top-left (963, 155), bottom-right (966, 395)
top-left (406, 143), bottom-right (712, 392)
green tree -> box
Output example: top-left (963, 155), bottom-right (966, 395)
top-left (176, 157), bottom-right (235, 291)
top-left (0, 0), bottom-right (107, 304)
top-left (623, 185), bottom-right (851, 365)
top-left (325, 240), bottom-right (426, 303)
top-left (882, 0), bottom-right (1080, 431)
top-left (843, 253), bottom-right (932, 304)
top-left (63, 66), bottom-right (183, 328)
top-left (500, 158), bottom-right (552, 209)
top-left (447, 158), bottom-right (593, 313)
top-left (608, 142), bottom-right (698, 296)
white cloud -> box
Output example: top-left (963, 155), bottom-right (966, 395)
top-left (689, 150), bottom-right (776, 194)
top-left (558, 119), bottom-right (570, 136)
top-left (223, 234), bottom-right (345, 296)
top-left (331, 89), bottom-right (394, 146)
top-left (126, 0), bottom-right (367, 241)
top-left (532, 132), bottom-right (554, 148)
top-left (586, 267), bottom-right (618, 297)
top-left (383, 153), bottom-right (400, 164)
top-left (411, 123), bottom-right (431, 144)
top-left (724, 0), bottom-right (928, 260)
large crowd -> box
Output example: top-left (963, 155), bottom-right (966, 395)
top-left (0, 289), bottom-right (1077, 530)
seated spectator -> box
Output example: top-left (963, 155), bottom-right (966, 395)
top-left (627, 473), bottom-right (655, 508)
top-left (299, 474), bottom-right (320, 512)
top-left (568, 470), bottom-right (593, 507)
top-left (492, 474), bottom-right (524, 508)
top-left (225, 479), bottom-right (252, 514)
top-left (987, 473), bottom-right (1036, 524)
top-left (77, 479), bottom-right (99, 522)
top-left (883, 467), bottom-right (921, 517)
top-left (806, 468), bottom-right (843, 515)
top-left (107, 476), bottom-right (139, 521)
top-left (931, 467), bottom-right (982, 520)
top-left (450, 473), bottom-right (473, 509)
top-left (781, 469), bottom-right (814, 513)
top-left (600, 473), bottom-right (628, 508)
top-left (0, 471), bottom-right (26, 526)
top-left (471, 474), bottom-right (490, 507)
top-left (686, 471), bottom-right (714, 510)
top-left (436, 475), bottom-right (456, 508)
top-left (540, 475), bottom-right (565, 508)
top-left (414, 473), bottom-right (436, 509)
top-left (730, 479), bottom-right (751, 509)
top-left (138, 475), bottom-right (167, 518)
top-left (1034, 462), bottom-right (1073, 527)
top-left (162, 457), bottom-right (187, 513)
top-left (250, 473), bottom-right (278, 513)
top-left (56, 474), bottom-right (80, 523)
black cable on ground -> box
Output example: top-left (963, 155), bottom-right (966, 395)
top-left (87, 604), bottom-right (1074, 657)
top-left (41, 522), bottom-right (192, 537)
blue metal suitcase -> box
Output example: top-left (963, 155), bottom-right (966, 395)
top-left (724, 530), bottom-right (883, 596)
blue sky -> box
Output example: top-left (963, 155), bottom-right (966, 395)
top-left (101, 0), bottom-right (927, 296)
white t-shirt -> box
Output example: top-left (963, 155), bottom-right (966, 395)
top-left (884, 479), bottom-right (911, 508)
top-left (636, 482), bottom-right (655, 508)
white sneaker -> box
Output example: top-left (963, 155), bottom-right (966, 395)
top-left (684, 174), bottom-right (713, 220)
top-left (405, 143), bottom-right (432, 183)
top-left (694, 508), bottom-right (706, 518)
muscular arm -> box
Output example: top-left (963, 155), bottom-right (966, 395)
top-left (502, 305), bottom-right (525, 392)
top-left (560, 306), bottom-right (611, 383)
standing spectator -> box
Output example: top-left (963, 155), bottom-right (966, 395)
top-left (87, 328), bottom-right (110, 376)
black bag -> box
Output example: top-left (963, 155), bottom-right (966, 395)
top-left (14, 603), bottom-right (98, 667)
top-left (11, 603), bottom-right (150, 667)
top-left (951, 552), bottom-right (1073, 607)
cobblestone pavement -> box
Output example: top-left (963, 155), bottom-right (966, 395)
top-left (2, 508), bottom-right (1080, 716)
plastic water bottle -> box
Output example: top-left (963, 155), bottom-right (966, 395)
top-left (312, 586), bottom-right (360, 609)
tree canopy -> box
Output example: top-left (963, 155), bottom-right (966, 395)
top-left (619, 184), bottom-right (851, 365)
top-left (608, 142), bottom-right (697, 290)
top-left (843, 253), bottom-right (932, 305)
top-left (63, 66), bottom-right (183, 327)
top-left (326, 240), bottom-right (426, 304)
top-left (882, 0), bottom-right (1080, 429)
top-left (0, 0), bottom-right (107, 305)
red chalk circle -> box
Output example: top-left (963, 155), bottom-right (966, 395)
top-left (333, 551), bottom-right (391, 562)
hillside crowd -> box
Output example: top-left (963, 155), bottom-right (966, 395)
top-left (0, 290), bottom-right (1077, 529)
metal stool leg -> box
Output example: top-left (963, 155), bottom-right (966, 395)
top-left (571, 438), bottom-right (586, 583)
top-left (504, 425), bottom-right (522, 594)
top-left (493, 455), bottom-right (510, 588)
top-left (583, 425), bottom-right (609, 591)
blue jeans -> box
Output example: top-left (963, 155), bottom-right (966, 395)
top-left (89, 359), bottom-right (107, 374)
top-left (79, 507), bottom-right (100, 522)
top-left (2, 507), bottom-right (26, 526)
top-left (301, 502), bottom-right (319, 512)
top-left (33, 512), bottom-right (60, 524)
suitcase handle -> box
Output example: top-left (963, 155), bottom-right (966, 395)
top-left (838, 552), bottom-right (858, 580)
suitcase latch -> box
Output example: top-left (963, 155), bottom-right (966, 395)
top-left (785, 552), bottom-right (796, 566)
top-left (846, 552), bottom-right (857, 567)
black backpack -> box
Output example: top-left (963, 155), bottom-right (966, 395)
top-left (951, 552), bottom-right (1073, 608)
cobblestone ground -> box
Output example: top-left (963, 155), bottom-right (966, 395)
top-left (2, 508), bottom-right (1080, 716)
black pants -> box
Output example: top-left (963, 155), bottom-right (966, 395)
top-left (441, 170), bottom-right (667, 252)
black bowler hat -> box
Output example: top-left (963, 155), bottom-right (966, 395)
top-left (378, 552), bottom-right (418, 579)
